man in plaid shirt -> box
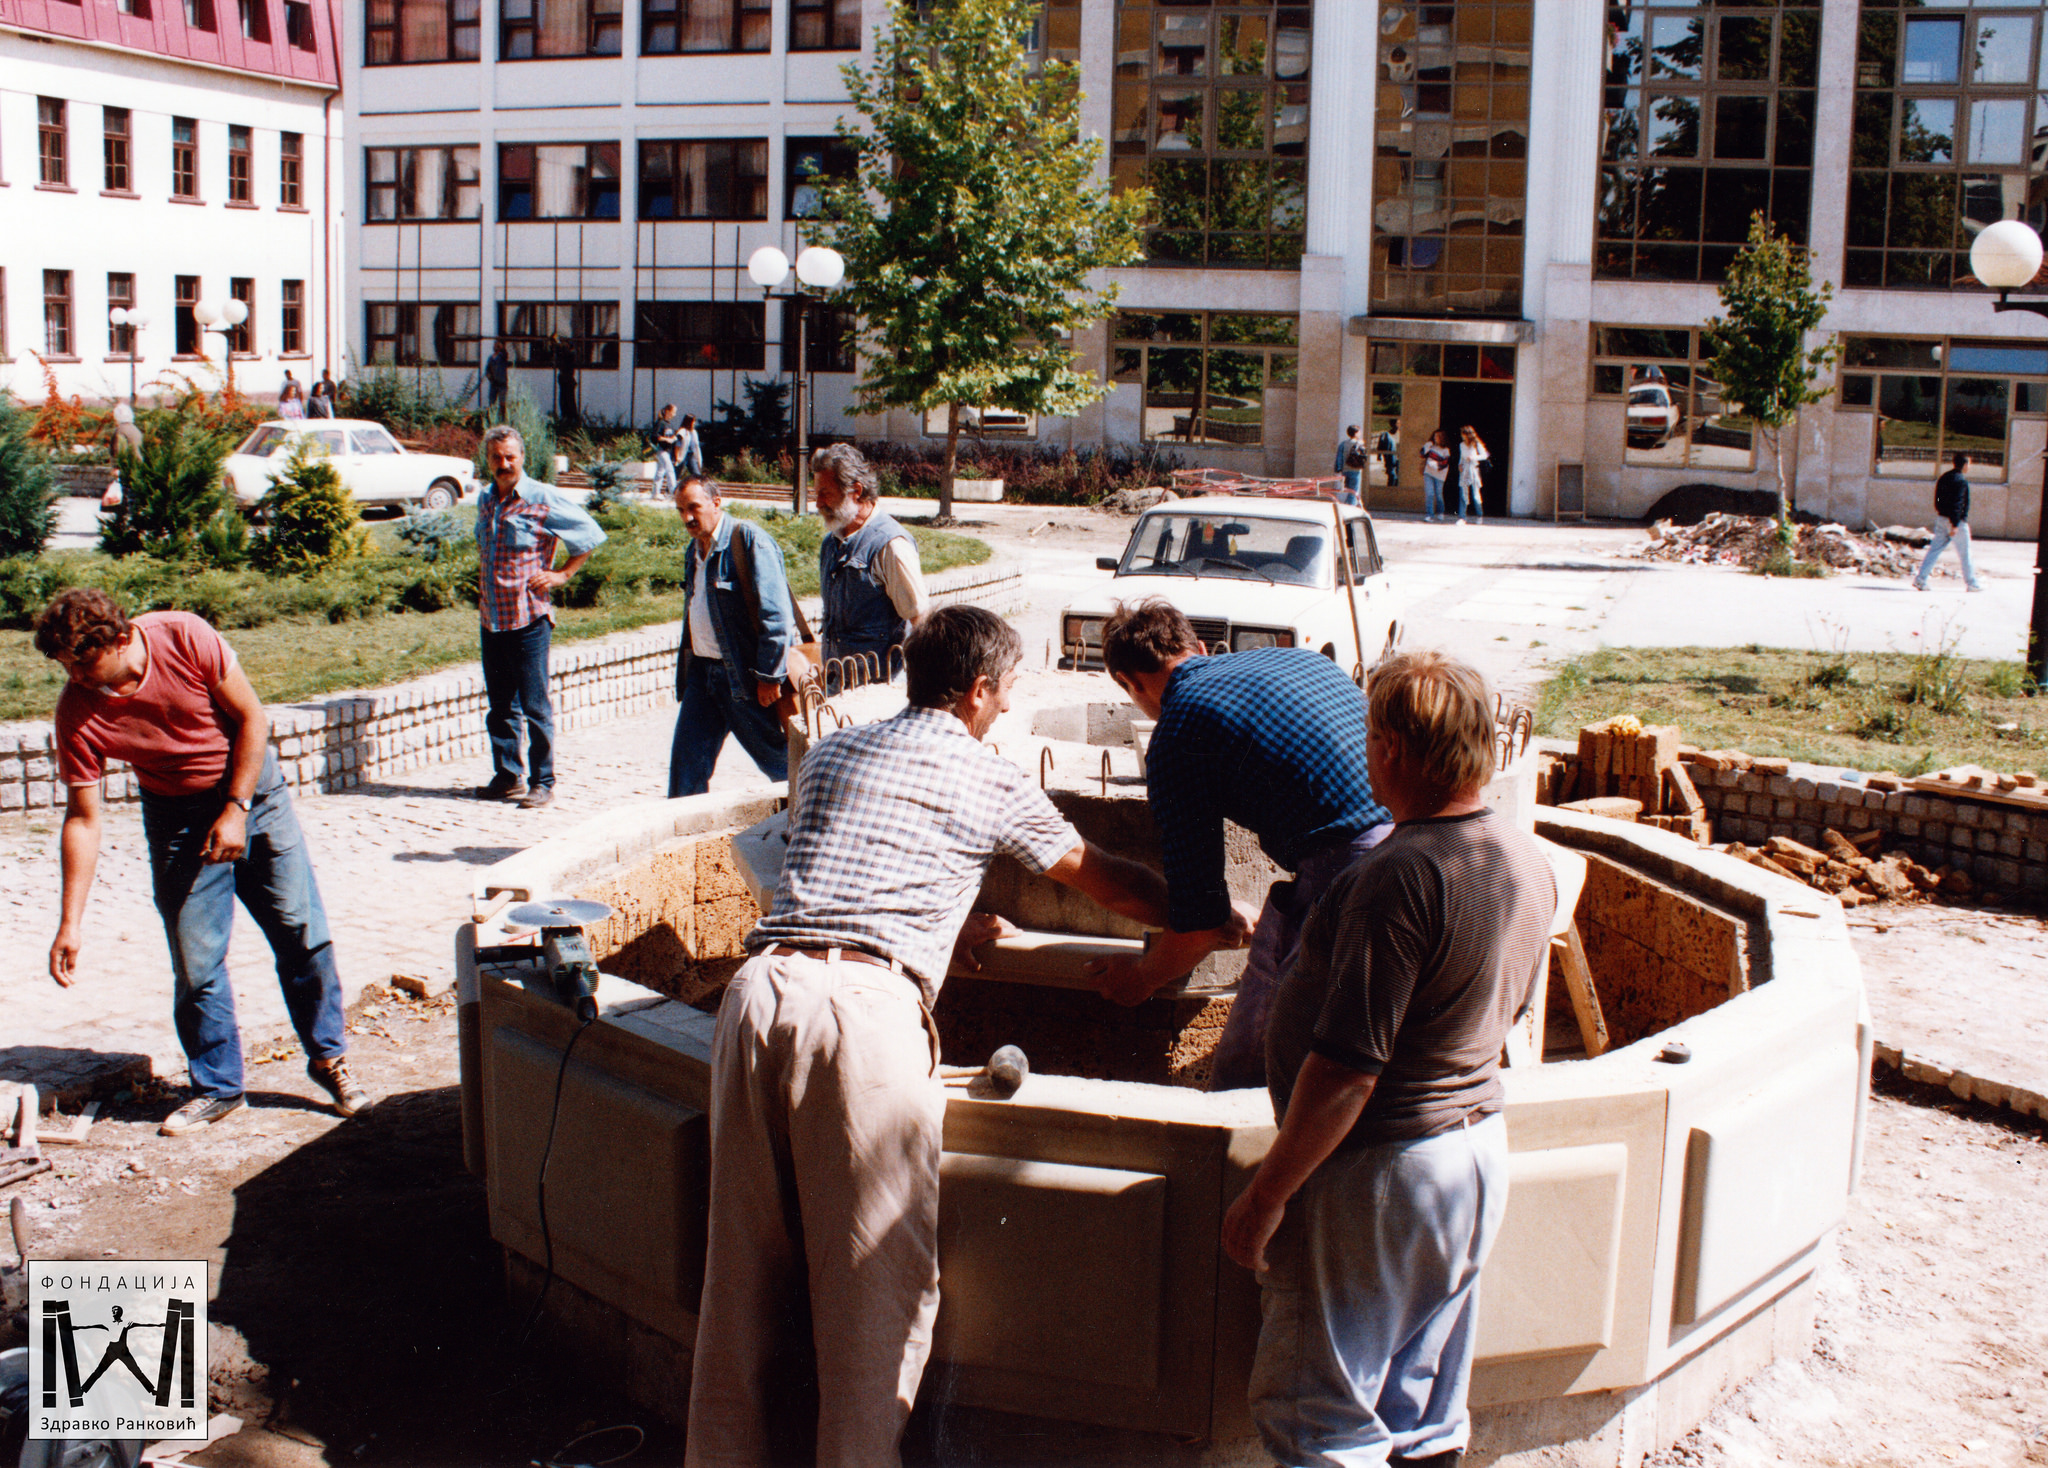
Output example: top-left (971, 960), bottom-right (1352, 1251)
top-left (473, 425), bottom-right (605, 809)
top-left (686, 606), bottom-right (1186, 1468)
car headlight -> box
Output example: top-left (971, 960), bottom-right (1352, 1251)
top-left (1232, 628), bottom-right (1295, 652)
top-left (1063, 616), bottom-right (1105, 649)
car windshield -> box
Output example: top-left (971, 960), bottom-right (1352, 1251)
top-left (236, 426), bottom-right (295, 457)
top-left (1118, 513), bottom-right (1332, 587)
top-left (1629, 387), bottom-right (1668, 407)
top-left (351, 428), bottom-right (400, 455)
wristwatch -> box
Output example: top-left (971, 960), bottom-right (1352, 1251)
top-left (226, 795), bottom-right (251, 813)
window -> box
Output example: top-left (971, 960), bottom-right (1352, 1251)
top-left (785, 135), bottom-right (858, 219)
top-left (1837, 335), bottom-right (2048, 482)
top-left (228, 279), bottom-right (256, 354)
top-left (1110, 310), bottom-right (1297, 446)
top-left (639, 139), bottom-right (768, 219)
top-left (1598, 2), bottom-right (1818, 285)
top-left (366, 302), bottom-right (482, 364)
top-left (228, 125), bottom-right (253, 203)
top-left (497, 301), bottom-right (619, 367)
top-left (239, 0), bottom-right (269, 40)
top-left (175, 274), bottom-right (201, 354)
top-left (501, 0), bottom-right (621, 57)
top-left (108, 273), bottom-right (136, 356)
top-left (1029, 1), bottom-right (1080, 66)
top-left (642, 0), bottom-right (769, 53)
top-left (785, 302), bottom-right (856, 373)
top-left (1111, 2), bottom-right (1313, 271)
top-left (118, 0), bottom-right (151, 15)
top-left (44, 271), bottom-right (74, 357)
top-left (172, 118), bottom-right (199, 199)
top-left (498, 143), bottom-right (620, 219)
top-left (1848, 3), bottom-right (2048, 290)
top-left (185, 0), bottom-right (215, 29)
top-left (366, 145), bottom-right (481, 220)
top-left (365, 0), bottom-right (481, 62)
top-left (634, 301), bottom-right (764, 369)
top-left (103, 107), bottom-right (131, 192)
top-left (38, 99), bottom-right (67, 187)
top-left (790, 0), bottom-right (858, 50)
top-left (281, 132), bottom-right (303, 205)
top-left (1592, 327), bottom-right (1755, 472)
top-left (281, 279), bottom-right (305, 354)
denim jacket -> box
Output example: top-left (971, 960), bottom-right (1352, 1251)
top-left (679, 513), bottom-right (796, 697)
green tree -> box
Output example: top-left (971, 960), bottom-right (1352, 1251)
top-left (0, 392), bottom-right (59, 560)
top-left (103, 411), bottom-right (233, 558)
top-left (255, 438), bottom-right (365, 573)
top-left (815, 0), bottom-right (1148, 516)
top-left (1702, 212), bottom-right (1840, 544)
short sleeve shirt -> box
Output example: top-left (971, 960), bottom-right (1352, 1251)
top-left (55, 612), bottom-right (239, 797)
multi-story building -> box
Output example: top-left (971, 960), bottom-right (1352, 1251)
top-left (345, 0), bottom-right (2047, 540)
top-left (1, 0), bottom-right (343, 408)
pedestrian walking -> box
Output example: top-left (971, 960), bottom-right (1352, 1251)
top-left (36, 589), bottom-right (371, 1135)
top-left (668, 475), bottom-right (806, 797)
top-left (813, 442), bottom-right (928, 678)
top-left (1455, 424), bottom-right (1489, 522)
top-left (307, 371), bottom-right (336, 418)
top-left (1913, 451), bottom-right (1985, 592)
top-left (484, 342), bottom-right (510, 419)
top-left (1379, 416), bottom-right (1401, 487)
top-left (650, 403), bottom-right (680, 497)
top-left (1421, 428), bottom-right (1452, 522)
top-left (472, 425), bottom-right (607, 809)
top-left (1335, 424), bottom-right (1368, 505)
top-left (677, 413), bottom-right (704, 478)
top-left (1223, 649), bottom-right (1556, 1468)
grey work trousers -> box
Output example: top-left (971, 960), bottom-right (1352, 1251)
top-left (685, 949), bottom-right (945, 1468)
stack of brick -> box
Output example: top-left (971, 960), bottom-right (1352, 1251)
top-left (1535, 717), bottom-right (1710, 843)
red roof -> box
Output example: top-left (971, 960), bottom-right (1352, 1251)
top-left (6, 0), bottom-right (338, 88)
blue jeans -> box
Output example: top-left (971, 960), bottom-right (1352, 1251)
top-left (1423, 473), bottom-right (1445, 519)
top-left (1251, 1114), bottom-right (1509, 1468)
top-left (669, 656), bottom-right (790, 797)
top-left (652, 448), bottom-right (677, 497)
top-left (141, 750), bottom-right (346, 1100)
top-left (1339, 470), bottom-right (1361, 506)
top-left (1208, 824), bottom-right (1394, 1093)
top-left (1458, 475), bottom-right (1483, 519)
top-left (482, 617), bottom-right (556, 790)
top-left (1914, 518), bottom-right (1982, 590)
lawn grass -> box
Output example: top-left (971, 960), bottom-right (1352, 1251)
top-left (0, 506), bottom-right (988, 721)
top-left (1534, 644), bottom-right (2046, 777)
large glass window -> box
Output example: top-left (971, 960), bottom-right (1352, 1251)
top-left (1111, 311), bottom-right (1297, 446)
top-left (634, 301), bottom-right (766, 369)
top-left (366, 0), bottom-right (481, 62)
top-left (1849, 3), bottom-right (2048, 289)
top-left (785, 302), bottom-right (856, 373)
top-left (790, 0), bottom-right (858, 51)
top-left (1837, 335), bottom-right (2048, 480)
top-left (1591, 326), bottom-right (1755, 471)
top-left (1110, 2), bottom-right (1311, 270)
top-left (501, 0), bottom-right (620, 57)
top-left (103, 107), bottom-right (130, 192)
top-left (367, 146), bottom-right (482, 220)
top-left (785, 136), bottom-right (859, 220)
top-left (641, 0), bottom-right (768, 53)
top-left (498, 143), bottom-right (619, 220)
top-left (38, 99), bottom-right (67, 187)
top-left (1597, 2), bottom-right (1816, 285)
top-left (498, 301), bottom-right (619, 367)
top-left (638, 139), bottom-right (768, 219)
top-left (368, 302), bottom-right (482, 364)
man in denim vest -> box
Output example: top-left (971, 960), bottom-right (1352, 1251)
top-left (812, 443), bottom-right (928, 680)
top-left (670, 475), bottom-right (797, 797)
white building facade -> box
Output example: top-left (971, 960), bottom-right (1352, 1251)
top-left (1, 0), bottom-right (344, 407)
top-left (344, 0), bottom-right (2047, 540)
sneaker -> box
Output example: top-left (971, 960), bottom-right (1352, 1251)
top-left (1455, 518), bottom-right (1466, 525)
top-left (519, 785), bottom-right (556, 809)
top-left (475, 776), bottom-right (527, 801)
top-left (160, 1094), bottom-right (246, 1136)
top-left (308, 1056), bottom-right (371, 1117)
top-left (1967, 583), bottom-right (1984, 593)
top-left (1911, 581), bottom-right (1928, 592)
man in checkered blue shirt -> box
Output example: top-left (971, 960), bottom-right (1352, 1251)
top-left (1092, 597), bottom-right (1393, 1091)
top-left (687, 606), bottom-right (1182, 1468)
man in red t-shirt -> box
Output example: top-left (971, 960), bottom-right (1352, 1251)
top-left (37, 589), bottom-right (368, 1136)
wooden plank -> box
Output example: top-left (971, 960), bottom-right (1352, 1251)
top-left (1554, 924), bottom-right (1609, 1059)
top-left (1909, 765), bottom-right (2048, 812)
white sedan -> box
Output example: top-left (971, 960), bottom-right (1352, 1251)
top-left (224, 419), bottom-right (476, 512)
top-left (1059, 495), bottom-right (1406, 679)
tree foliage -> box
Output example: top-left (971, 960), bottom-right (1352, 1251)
top-left (102, 411), bottom-right (234, 559)
top-left (256, 438), bottom-right (367, 573)
top-left (1702, 212), bottom-right (1839, 542)
top-left (0, 393), bottom-right (59, 560)
top-left (815, 0), bottom-right (1148, 514)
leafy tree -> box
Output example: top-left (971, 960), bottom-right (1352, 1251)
top-left (474, 384), bottom-right (556, 486)
top-left (1703, 212), bottom-right (1839, 545)
top-left (255, 438), bottom-right (365, 573)
top-left (708, 377), bottom-right (792, 463)
top-left (815, 0), bottom-right (1148, 515)
top-left (0, 392), bottom-right (59, 559)
top-left (103, 411), bottom-right (234, 558)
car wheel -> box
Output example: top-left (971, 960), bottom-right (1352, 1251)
top-left (423, 480), bottom-right (458, 512)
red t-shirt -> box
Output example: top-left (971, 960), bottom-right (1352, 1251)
top-left (55, 612), bottom-right (239, 797)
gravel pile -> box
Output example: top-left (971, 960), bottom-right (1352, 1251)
top-left (1633, 513), bottom-right (1939, 577)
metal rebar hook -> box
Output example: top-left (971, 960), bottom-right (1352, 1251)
top-left (1040, 746), bottom-right (1055, 790)
top-left (1101, 748), bottom-right (1112, 796)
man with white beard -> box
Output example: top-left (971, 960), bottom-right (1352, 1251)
top-left (811, 442), bottom-right (929, 678)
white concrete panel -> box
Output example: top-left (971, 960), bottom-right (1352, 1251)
top-left (634, 55), bottom-right (779, 107)
top-left (356, 64), bottom-right (483, 116)
top-left (781, 51), bottom-right (858, 105)
top-left (1476, 1142), bottom-right (1629, 1359)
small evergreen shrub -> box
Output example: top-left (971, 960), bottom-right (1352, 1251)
top-left (103, 412), bottom-right (232, 559)
top-left (0, 392), bottom-right (59, 559)
top-left (255, 439), bottom-right (366, 573)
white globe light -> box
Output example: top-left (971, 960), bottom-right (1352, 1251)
top-left (795, 246), bottom-right (845, 289)
top-left (193, 299), bottom-right (223, 327)
top-left (131, 311), bottom-right (150, 329)
top-left (223, 299), bottom-right (249, 326)
top-left (109, 308), bottom-right (130, 327)
top-left (1971, 219), bottom-right (2044, 290)
top-left (747, 246), bottom-right (791, 289)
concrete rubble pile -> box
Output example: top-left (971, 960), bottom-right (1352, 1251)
top-left (1633, 513), bottom-right (1934, 576)
top-left (1720, 828), bottom-right (1960, 908)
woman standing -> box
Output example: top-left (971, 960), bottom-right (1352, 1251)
top-left (278, 378), bottom-right (307, 420)
top-left (1456, 424), bottom-right (1489, 523)
top-left (1420, 429), bottom-right (1451, 522)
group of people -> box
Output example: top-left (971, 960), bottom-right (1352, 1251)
top-left (1338, 422), bottom-right (1492, 522)
top-left (273, 369), bottom-right (338, 421)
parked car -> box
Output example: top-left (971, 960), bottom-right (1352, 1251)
top-left (223, 420), bottom-right (476, 512)
top-left (1626, 383), bottom-right (1683, 447)
top-left (1059, 495), bottom-right (1405, 678)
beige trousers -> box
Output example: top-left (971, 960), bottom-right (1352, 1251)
top-left (685, 950), bottom-right (945, 1468)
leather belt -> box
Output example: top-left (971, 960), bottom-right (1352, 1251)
top-left (766, 943), bottom-right (905, 975)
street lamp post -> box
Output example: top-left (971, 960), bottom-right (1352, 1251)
top-left (747, 243), bottom-right (846, 516)
top-left (108, 307), bottom-right (150, 404)
top-left (1968, 220), bottom-right (2048, 686)
top-left (192, 297), bottom-right (250, 398)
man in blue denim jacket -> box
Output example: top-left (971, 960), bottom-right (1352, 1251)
top-left (670, 475), bottom-right (798, 797)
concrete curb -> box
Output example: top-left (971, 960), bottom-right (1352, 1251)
top-left (1871, 1040), bottom-right (2048, 1122)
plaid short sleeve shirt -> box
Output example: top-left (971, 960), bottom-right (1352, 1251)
top-left (749, 706), bottom-right (1083, 999)
top-left (474, 476), bottom-right (607, 633)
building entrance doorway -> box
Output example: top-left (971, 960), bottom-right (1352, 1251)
top-left (1439, 380), bottom-right (1514, 518)
top-left (1365, 340), bottom-right (1516, 517)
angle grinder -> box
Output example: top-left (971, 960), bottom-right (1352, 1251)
top-left (498, 899), bottom-right (615, 1023)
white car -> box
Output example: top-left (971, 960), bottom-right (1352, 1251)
top-left (1626, 383), bottom-right (1683, 447)
top-left (224, 419), bottom-right (476, 512)
top-left (1060, 495), bottom-right (1405, 678)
